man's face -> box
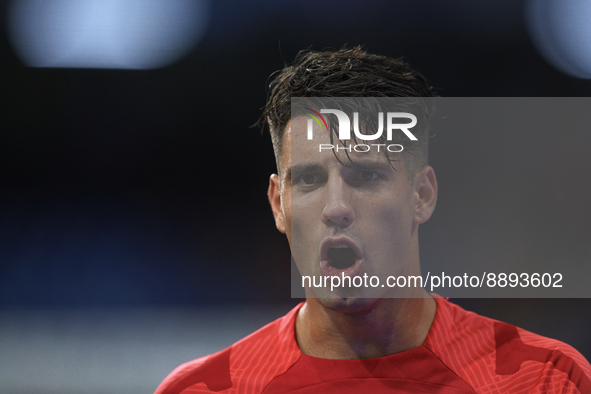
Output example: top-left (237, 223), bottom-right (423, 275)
top-left (268, 117), bottom-right (436, 311)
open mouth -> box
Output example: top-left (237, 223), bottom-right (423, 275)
top-left (319, 237), bottom-right (363, 277)
top-left (327, 245), bottom-right (358, 269)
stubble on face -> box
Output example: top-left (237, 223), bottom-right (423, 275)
top-left (278, 118), bottom-right (425, 310)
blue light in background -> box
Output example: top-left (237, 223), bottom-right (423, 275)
top-left (7, 0), bottom-right (210, 69)
top-left (527, 0), bottom-right (591, 79)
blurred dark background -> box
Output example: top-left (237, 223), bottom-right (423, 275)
top-left (1, 1), bottom-right (591, 392)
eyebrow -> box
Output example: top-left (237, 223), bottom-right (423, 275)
top-left (285, 163), bottom-right (324, 181)
top-left (285, 160), bottom-right (392, 180)
top-left (342, 159), bottom-right (393, 171)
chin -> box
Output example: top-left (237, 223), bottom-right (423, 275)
top-left (317, 296), bottom-right (383, 314)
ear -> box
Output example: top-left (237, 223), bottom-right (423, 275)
top-left (268, 174), bottom-right (286, 233)
top-left (413, 166), bottom-right (437, 224)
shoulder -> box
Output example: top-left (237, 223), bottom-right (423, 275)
top-left (425, 298), bottom-right (591, 393)
top-left (153, 303), bottom-right (303, 394)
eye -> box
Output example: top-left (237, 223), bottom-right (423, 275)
top-left (302, 174), bottom-right (317, 185)
top-left (359, 170), bottom-right (379, 181)
top-left (293, 171), bottom-right (326, 188)
top-left (347, 170), bottom-right (380, 186)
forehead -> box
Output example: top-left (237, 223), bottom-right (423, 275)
top-left (281, 116), bottom-right (402, 175)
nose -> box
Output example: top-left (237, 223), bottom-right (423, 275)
top-left (321, 176), bottom-right (355, 229)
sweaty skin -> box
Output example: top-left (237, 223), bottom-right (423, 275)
top-left (268, 118), bottom-right (438, 359)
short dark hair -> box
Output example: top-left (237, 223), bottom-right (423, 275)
top-left (260, 46), bottom-right (436, 179)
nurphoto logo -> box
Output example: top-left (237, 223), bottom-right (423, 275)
top-left (303, 107), bottom-right (418, 153)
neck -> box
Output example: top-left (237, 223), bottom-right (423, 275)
top-left (295, 292), bottom-right (436, 359)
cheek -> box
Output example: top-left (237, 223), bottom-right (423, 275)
top-left (370, 199), bottom-right (413, 242)
top-left (287, 203), bottom-right (310, 242)
top-left (287, 190), bottom-right (319, 229)
top-left (288, 199), bottom-right (324, 262)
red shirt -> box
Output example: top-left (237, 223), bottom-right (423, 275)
top-left (154, 298), bottom-right (591, 393)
